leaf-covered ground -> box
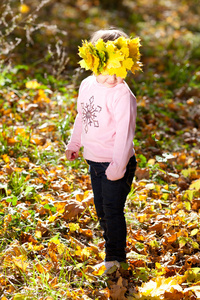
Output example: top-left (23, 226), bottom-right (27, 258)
top-left (0, 0), bottom-right (200, 299)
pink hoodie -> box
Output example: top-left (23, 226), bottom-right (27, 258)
top-left (67, 75), bottom-right (137, 180)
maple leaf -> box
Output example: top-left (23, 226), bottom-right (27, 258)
top-left (105, 43), bottom-right (124, 68)
top-left (79, 41), bottom-right (100, 73)
top-left (78, 36), bottom-right (142, 77)
top-left (13, 255), bottom-right (29, 272)
top-left (137, 276), bottom-right (183, 299)
top-left (62, 199), bottom-right (85, 220)
top-left (109, 276), bottom-right (127, 300)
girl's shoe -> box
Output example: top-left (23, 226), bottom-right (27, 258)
top-left (93, 260), bottom-right (120, 275)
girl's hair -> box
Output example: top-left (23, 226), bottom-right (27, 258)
top-left (90, 28), bottom-right (129, 44)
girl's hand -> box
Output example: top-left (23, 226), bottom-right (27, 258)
top-left (65, 150), bottom-right (79, 161)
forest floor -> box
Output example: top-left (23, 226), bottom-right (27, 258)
top-left (0, 0), bottom-right (200, 299)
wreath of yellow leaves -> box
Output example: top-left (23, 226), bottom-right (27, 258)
top-left (78, 36), bottom-right (142, 78)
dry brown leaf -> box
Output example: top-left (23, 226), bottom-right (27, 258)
top-left (35, 221), bottom-right (49, 238)
top-left (135, 167), bottom-right (150, 180)
top-left (109, 276), bottom-right (127, 300)
top-left (149, 221), bottom-right (164, 233)
top-left (62, 199), bottom-right (85, 220)
top-left (94, 288), bottom-right (110, 300)
top-left (192, 199), bottom-right (200, 211)
top-left (5, 242), bottom-right (27, 257)
top-left (20, 232), bottom-right (38, 245)
top-left (164, 290), bottom-right (184, 300)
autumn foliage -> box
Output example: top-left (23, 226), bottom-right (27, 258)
top-left (0, 0), bottom-right (200, 299)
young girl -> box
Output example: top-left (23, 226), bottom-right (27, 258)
top-left (66, 28), bottom-right (142, 271)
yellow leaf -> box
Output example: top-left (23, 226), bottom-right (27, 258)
top-left (187, 157), bottom-right (194, 164)
top-left (35, 230), bottom-right (42, 238)
top-left (137, 213), bottom-right (147, 223)
top-left (54, 202), bottom-right (66, 214)
top-left (6, 137), bottom-right (18, 145)
top-left (155, 262), bottom-right (162, 269)
top-left (48, 213), bottom-right (59, 222)
top-left (81, 247), bottom-right (91, 259)
top-left (30, 135), bottom-right (46, 146)
top-left (26, 80), bottom-right (40, 89)
top-left (76, 193), bottom-right (84, 202)
top-left (17, 157), bottom-right (29, 164)
top-left (49, 237), bottom-right (66, 255)
top-left (15, 127), bottom-right (26, 136)
top-left (106, 44), bottom-right (123, 68)
top-left (191, 228), bottom-right (199, 236)
top-left (182, 168), bottom-right (197, 178)
top-left (148, 158), bottom-right (156, 165)
top-left (14, 167), bottom-right (23, 173)
top-left (75, 246), bottom-right (82, 256)
top-left (139, 280), bottom-right (157, 296)
top-left (19, 4), bottom-right (30, 14)
top-left (13, 256), bottom-right (28, 272)
top-left (78, 36), bottom-right (142, 78)
top-left (69, 222), bottom-right (80, 232)
top-left (2, 154), bottom-right (10, 163)
top-left (139, 276), bottom-right (182, 298)
top-left (57, 242), bottom-right (66, 255)
top-left (27, 243), bottom-right (44, 251)
top-left (13, 294), bottom-right (26, 300)
top-left (189, 179), bottom-right (200, 191)
top-left (99, 251), bottom-right (106, 260)
top-left (92, 265), bottom-right (106, 276)
top-left (36, 89), bottom-right (50, 103)
top-left (49, 277), bottom-right (58, 288)
top-left (35, 263), bottom-right (46, 273)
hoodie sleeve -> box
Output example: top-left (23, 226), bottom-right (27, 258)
top-left (66, 91), bottom-right (83, 152)
top-left (105, 90), bottom-right (137, 181)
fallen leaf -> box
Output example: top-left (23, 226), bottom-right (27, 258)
top-left (62, 199), bottom-right (85, 220)
top-left (189, 179), bottom-right (200, 191)
top-left (30, 135), bottom-right (46, 145)
top-left (92, 265), bottom-right (106, 276)
top-left (80, 228), bottom-right (93, 238)
top-left (109, 276), bottom-right (127, 300)
top-left (135, 167), bottom-right (150, 180)
top-left (13, 255), bottom-right (29, 272)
